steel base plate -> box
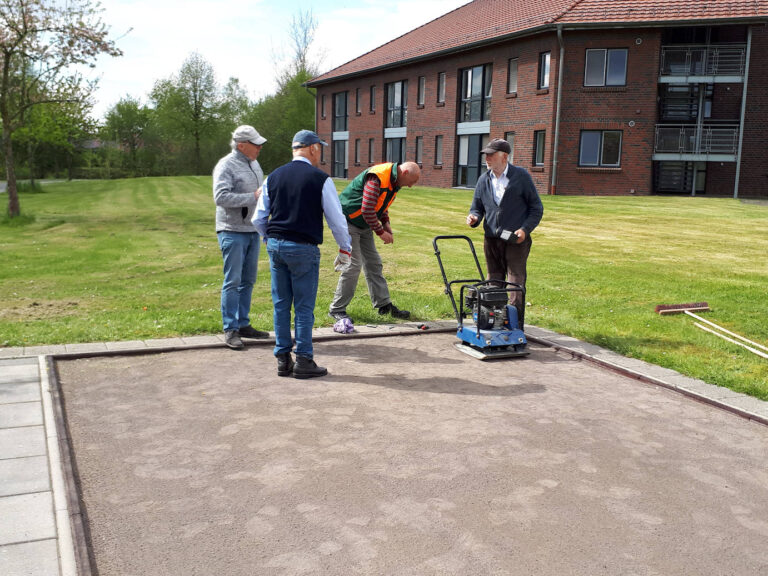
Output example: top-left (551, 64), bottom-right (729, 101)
top-left (454, 342), bottom-right (530, 361)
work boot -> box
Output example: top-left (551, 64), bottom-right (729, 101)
top-left (293, 356), bottom-right (328, 379)
top-left (239, 325), bottom-right (269, 339)
top-left (224, 330), bottom-right (244, 350)
top-left (276, 352), bottom-right (294, 377)
top-left (377, 303), bottom-right (410, 319)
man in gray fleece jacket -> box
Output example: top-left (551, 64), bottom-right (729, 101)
top-left (213, 125), bottom-right (270, 350)
top-left (466, 138), bottom-right (543, 331)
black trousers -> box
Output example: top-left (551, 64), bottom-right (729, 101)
top-left (483, 235), bottom-right (532, 329)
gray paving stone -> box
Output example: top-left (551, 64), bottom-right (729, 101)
top-left (0, 383), bottom-right (40, 404)
top-left (0, 427), bottom-right (46, 459)
top-left (23, 345), bottom-right (67, 356)
top-left (144, 338), bottom-right (186, 348)
top-left (104, 340), bottom-right (148, 352)
top-left (0, 365), bottom-right (38, 385)
top-left (0, 456), bottom-right (49, 497)
top-left (0, 403), bottom-right (42, 429)
top-left (0, 358), bottom-right (38, 367)
top-left (0, 539), bottom-right (60, 576)
top-left (0, 492), bottom-right (56, 545)
top-left (64, 342), bottom-right (107, 354)
top-left (180, 335), bottom-right (225, 345)
top-left (718, 395), bottom-right (768, 421)
top-left (0, 348), bottom-right (24, 359)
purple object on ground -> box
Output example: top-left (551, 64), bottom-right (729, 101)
top-left (333, 317), bottom-right (354, 334)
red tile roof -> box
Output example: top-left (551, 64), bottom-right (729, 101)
top-left (309, 0), bottom-right (768, 84)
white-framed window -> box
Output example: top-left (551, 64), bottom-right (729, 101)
top-left (354, 138), bottom-right (361, 163)
top-left (579, 130), bottom-right (622, 166)
top-left (504, 131), bottom-right (515, 164)
top-left (538, 52), bottom-right (551, 89)
top-left (321, 94), bottom-right (326, 117)
top-left (370, 85), bottom-right (376, 112)
top-left (534, 131), bottom-right (546, 165)
top-left (437, 72), bottom-right (446, 103)
top-left (368, 138), bottom-right (375, 163)
top-left (435, 135), bottom-right (443, 165)
top-left (415, 136), bottom-right (423, 164)
top-left (355, 88), bottom-right (361, 114)
top-left (584, 48), bottom-right (628, 86)
top-left (507, 58), bottom-right (518, 93)
top-left (457, 133), bottom-right (490, 187)
top-left (417, 76), bottom-right (425, 106)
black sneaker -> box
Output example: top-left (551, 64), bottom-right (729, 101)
top-left (224, 330), bottom-right (244, 350)
top-left (293, 356), bottom-right (328, 379)
top-left (239, 325), bottom-right (269, 339)
top-left (329, 311), bottom-right (351, 321)
top-left (276, 352), bottom-right (294, 377)
top-left (377, 303), bottom-right (410, 319)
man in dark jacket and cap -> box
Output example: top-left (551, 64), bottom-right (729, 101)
top-left (466, 138), bottom-right (543, 331)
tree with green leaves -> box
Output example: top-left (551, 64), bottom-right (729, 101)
top-left (0, 0), bottom-right (121, 217)
top-left (103, 96), bottom-right (151, 175)
top-left (150, 52), bottom-right (219, 175)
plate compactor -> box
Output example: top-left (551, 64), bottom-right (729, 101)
top-left (433, 235), bottom-right (529, 360)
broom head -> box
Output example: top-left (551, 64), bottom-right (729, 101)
top-left (655, 302), bottom-right (710, 315)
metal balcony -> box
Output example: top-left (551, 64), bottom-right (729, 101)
top-left (659, 44), bottom-right (746, 82)
top-left (653, 124), bottom-right (739, 161)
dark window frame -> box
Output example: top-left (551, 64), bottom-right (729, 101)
top-left (584, 48), bottom-right (628, 87)
top-left (459, 63), bottom-right (493, 122)
top-left (333, 91), bottom-right (348, 132)
top-left (578, 130), bottom-right (623, 167)
top-left (534, 130), bottom-right (546, 165)
top-left (385, 80), bottom-right (408, 128)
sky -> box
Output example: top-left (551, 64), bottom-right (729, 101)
top-left (87, 0), bottom-right (471, 120)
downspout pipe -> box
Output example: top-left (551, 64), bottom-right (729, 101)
top-left (734, 26), bottom-right (752, 199)
top-left (551, 25), bottom-right (565, 195)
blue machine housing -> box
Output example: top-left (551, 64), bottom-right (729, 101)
top-left (457, 305), bottom-right (527, 350)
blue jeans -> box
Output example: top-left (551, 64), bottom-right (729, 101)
top-left (217, 231), bottom-right (261, 332)
top-left (266, 238), bottom-right (320, 359)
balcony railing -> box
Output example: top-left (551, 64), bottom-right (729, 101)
top-left (660, 44), bottom-right (746, 77)
top-left (654, 124), bottom-right (739, 155)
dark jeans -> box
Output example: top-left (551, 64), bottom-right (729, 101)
top-left (483, 235), bottom-right (532, 329)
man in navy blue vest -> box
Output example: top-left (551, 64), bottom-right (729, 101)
top-left (253, 130), bottom-right (352, 378)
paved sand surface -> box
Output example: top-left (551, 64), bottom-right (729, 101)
top-left (57, 333), bottom-right (768, 576)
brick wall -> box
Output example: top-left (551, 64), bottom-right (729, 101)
top-left (314, 23), bottom-right (767, 198)
top-left (740, 25), bottom-right (768, 198)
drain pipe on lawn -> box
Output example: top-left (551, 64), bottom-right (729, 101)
top-left (551, 24), bottom-right (564, 196)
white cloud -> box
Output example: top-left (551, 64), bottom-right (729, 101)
top-left (87, 0), bottom-right (469, 119)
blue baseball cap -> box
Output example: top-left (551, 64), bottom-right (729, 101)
top-left (292, 130), bottom-right (327, 148)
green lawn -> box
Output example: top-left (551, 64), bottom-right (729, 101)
top-left (2, 177), bottom-right (767, 400)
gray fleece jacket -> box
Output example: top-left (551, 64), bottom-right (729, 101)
top-left (213, 149), bottom-right (264, 232)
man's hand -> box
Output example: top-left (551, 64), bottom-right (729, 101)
top-left (254, 186), bottom-right (262, 201)
top-left (513, 228), bottom-right (526, 244)
top-left (466, 214), bottom-right (478, 226)
top-left (378, 230), bottom-right (394, 244)
top-left (334, 249), bottom-right (351, 272)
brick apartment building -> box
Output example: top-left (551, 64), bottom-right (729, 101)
top-left (307, 0), bottom-right (768, 197)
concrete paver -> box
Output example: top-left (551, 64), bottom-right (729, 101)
top-left (0, 456), bottom-right (50, 497)
top-left (0, 540), bottom-right (60, 576)
top-left (0, 492), bottom-right (57, 544)
top-left (0, 324), bottom-right (766, 575)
